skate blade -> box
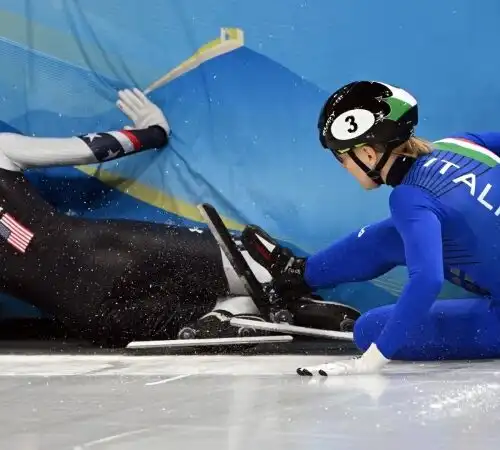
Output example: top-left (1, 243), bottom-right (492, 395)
top-left (126, 335), bottom-right (293, 349)
top-left (230, 318), bottom-right (353, 341)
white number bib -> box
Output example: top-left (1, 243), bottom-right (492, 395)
top-left (330, 109), bottom-right (375, 140)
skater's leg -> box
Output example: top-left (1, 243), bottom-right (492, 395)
top-left (117, 219), bottom-right (269, 318)
top-left (93, 221), bottom-right (234, 345)
top-left (93, 288), bottom-right (215, 346)
top-left (98, 223), bottom-right (266, 345)
top-left (354, 298), bottom-right (500, 361)
top-left (98, 220), bottom-right (229, 299)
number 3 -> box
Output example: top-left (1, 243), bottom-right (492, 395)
top-left (330, 109), bottom-right (375, 140)
top-left (345, 115), bottom-right (358, 133)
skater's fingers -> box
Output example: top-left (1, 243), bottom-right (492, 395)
top-left (117, 90), bottom-right (136, 112)
top-left (132, 88), bottom-right (151, 106)
top-left (119, 90), bottom-right (143, 112)
top-left (125, 88), bottom-right (148, 109)
top-left (116, 99), bottom-right (138, 121)
top-left (118, 89), bottom-right (143, 114)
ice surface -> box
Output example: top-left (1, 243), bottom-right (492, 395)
top-left (0, 346), bottom-right (500, 450)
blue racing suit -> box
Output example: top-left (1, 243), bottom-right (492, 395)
top-left (305, 132), bottom-right (500, 360)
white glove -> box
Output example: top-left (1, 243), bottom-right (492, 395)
top-left (116, 88), bottom-right (170, 135)
top-left (297, 343), bottom-right (390, 376)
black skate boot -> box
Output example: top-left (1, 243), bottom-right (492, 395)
top-left (242, 224), bottom-right (360, 333)
top-left (187, 204), bottom-right (356, 351)
top-left (290, 297), bottom-right (360, 332)
top-left (241, 224), bottom-right (312, 301)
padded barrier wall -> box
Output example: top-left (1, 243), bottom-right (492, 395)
top-left (0, 0), bottom-right (497, 317)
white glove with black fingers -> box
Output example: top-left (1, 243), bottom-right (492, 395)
top-left (297, 343), bottom-right (390, 376)
top-left (116, 88), bottom-right (170, 135)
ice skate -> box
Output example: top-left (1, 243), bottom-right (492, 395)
top-left (197, 203), bottom-right (356, 342)
top-left (127, 309), bottom-right (292, 350)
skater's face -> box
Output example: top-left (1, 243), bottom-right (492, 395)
top-left (337, 146), bottom-right (384, 190)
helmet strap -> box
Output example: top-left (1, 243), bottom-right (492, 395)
top-left (347, 147), bottom-right (415, 186)
top-left (347, 148), bottom-right (393, 185)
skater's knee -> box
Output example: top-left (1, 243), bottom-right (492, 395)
top-left (353, 305), bottom-right (392, 351)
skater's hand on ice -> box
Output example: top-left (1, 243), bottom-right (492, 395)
top-left (117, 88), bottom-right (170, 135)
top-left (297, 343), bottom-right (390, 376)
top-left (311, 357), bottom-right (378, 376)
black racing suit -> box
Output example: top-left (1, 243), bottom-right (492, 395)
top-left (0, 126), bottom-right (228, 346)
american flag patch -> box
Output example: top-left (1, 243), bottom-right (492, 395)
top-left (0, 213), bottom-right (34, 253)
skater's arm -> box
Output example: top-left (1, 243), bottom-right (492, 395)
top-left (304, 218), bottom-right (405, 289)
top-left (0, 88), bottom-right (170, 171)
top-left (374, 185), bottom-right (444, 359)
top-left (0, 126), bottom-right (168, 170)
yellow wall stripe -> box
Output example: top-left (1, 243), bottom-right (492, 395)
top-left (76, 165), bottom-right (244, 231)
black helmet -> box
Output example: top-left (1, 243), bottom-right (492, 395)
top-left (318, 81), bottom-right (418, 183)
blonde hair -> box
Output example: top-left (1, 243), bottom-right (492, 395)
top-left (384, 136), bottom-right (433, 158)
